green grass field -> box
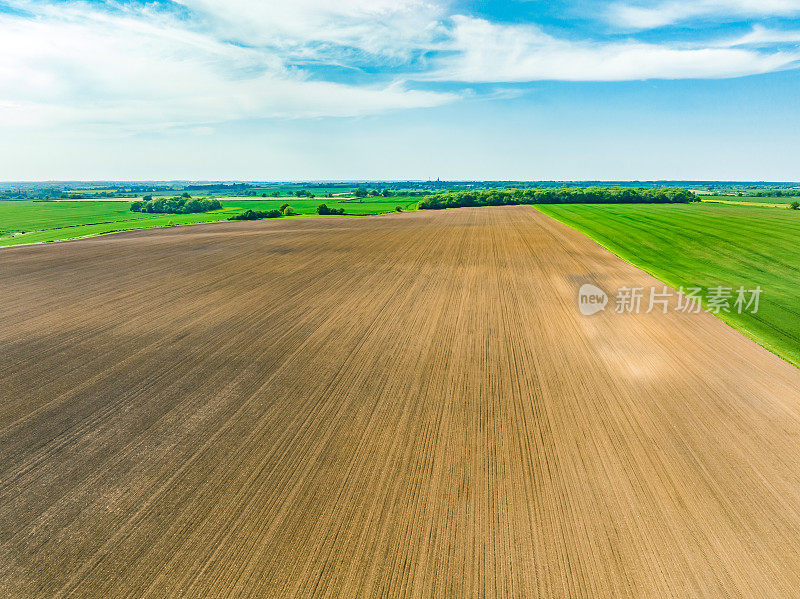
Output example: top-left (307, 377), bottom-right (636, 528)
top-left (537, 202), bottom-right (800, 366)
top-left (0, 198), bottom-right (418, 248)
top-left (703, 195), bottom-right (800, 206)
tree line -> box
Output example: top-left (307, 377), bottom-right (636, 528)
top-left (229, 203), bottom-right (297, 220)
top-left (750, 190), bottom-right (800, 197)
top-left (130, 196), bottom-right (222, 214)
top-left (227, 203), bottom-right (347, 221)
top-left (417, 187), bottom-right (698, 210)
top-left (229, 209), bottom-right (284, 220)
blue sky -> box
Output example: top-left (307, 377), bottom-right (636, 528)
top-left (2, 0), bottom-right (800, 180)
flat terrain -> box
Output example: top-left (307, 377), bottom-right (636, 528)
top-left (703, 194), bottom-right (800, 205)
top-left (3, 207), bottom-right (800, 598)
top-left (538, 202), bottom-right (800, 366)
top-left (0, 198), bottom-right (418, 247)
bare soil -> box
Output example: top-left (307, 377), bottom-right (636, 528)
top-left (2, 206), bottom-right (800, 598)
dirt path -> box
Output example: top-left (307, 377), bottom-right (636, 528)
top-left (2, 206), bottom-right (800, 598)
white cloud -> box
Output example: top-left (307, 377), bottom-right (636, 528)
top-left (431, 16), bottom-right (800, 82)
top-left (2, 0), bottom-right (800, 135)
top-left (610, 0), bottom-right (800, 29)
top-left (0, 4), bottom-right (456, 131)
top-left (170, 0), bottom-right (448, 60)
top-left (726, 25), bottom-right (800, 46)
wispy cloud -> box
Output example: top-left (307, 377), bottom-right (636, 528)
top-left (2, 0), bottom-right (800, 134)
top-left (0, 2), bottom-right (456, 131)
top-left (726, 24), bottom-right (800, 46)
top-left (170, 0), bottom-right (449, 60)
top-left (609, 0), bottom-right (800, 29)
top-left (430, 17), bottom-right (800, 82)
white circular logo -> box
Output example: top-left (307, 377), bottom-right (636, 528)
top-left (578, 284), bottom-right (608, 316)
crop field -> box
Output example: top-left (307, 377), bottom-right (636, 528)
top-left (537, 202), bottom-right (800, 366)
top-left (703, 195), bottom-right (798, 206)
top-left (0, 198), bottom-right (419, 247)
top-left (3, 206), bottom-right (800, 597)
top-left (0, 201), bottom-right (155, 230)
top-left (220, 198), bottom-right (419, 216)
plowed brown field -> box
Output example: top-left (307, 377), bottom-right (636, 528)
top-left (2, 206), bottom-right (800, 598)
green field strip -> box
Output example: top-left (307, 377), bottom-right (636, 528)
top-left (536, 203), bottom-right (800, 367)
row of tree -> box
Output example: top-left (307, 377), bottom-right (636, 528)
top-left (131, 197), bottom-right (222, 214)
top-left (751, 190), bottom-right (800, 197)
top-left (228, 204), bottom-right (299, 220)
top-left (229, 209), bottom-right (283, 220)
top-left (227, 203), bottom-right (348, 220)
top-left (417, 187), bottom-right (698, 210)
top-left (354, 188), bottom-right (393, 198)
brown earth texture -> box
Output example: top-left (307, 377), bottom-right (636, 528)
top-left (2, 206), bottom-right (800, 598)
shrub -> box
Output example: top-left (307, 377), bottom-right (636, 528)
top-left (229, 209), bottom-right (257, 221)
top-left (790, 201), bottom-right (800, 210)
top-left (279, 203), bottom-right (290, 211)
top-left (228, 209), bottom-right (283, 221)
top-left (282, 205), bottom-right (296, 215)
top-left (130, 201), bottom-right (143, 212)
top-left (316, 204), bottom-right (345, 216)
top-left (395, 206), bottom-right (403, 212)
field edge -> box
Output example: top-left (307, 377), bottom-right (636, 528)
top-left (533, 204), bottom-right (800, 370)
top-left (0, 209), bottom-right (413, 250)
